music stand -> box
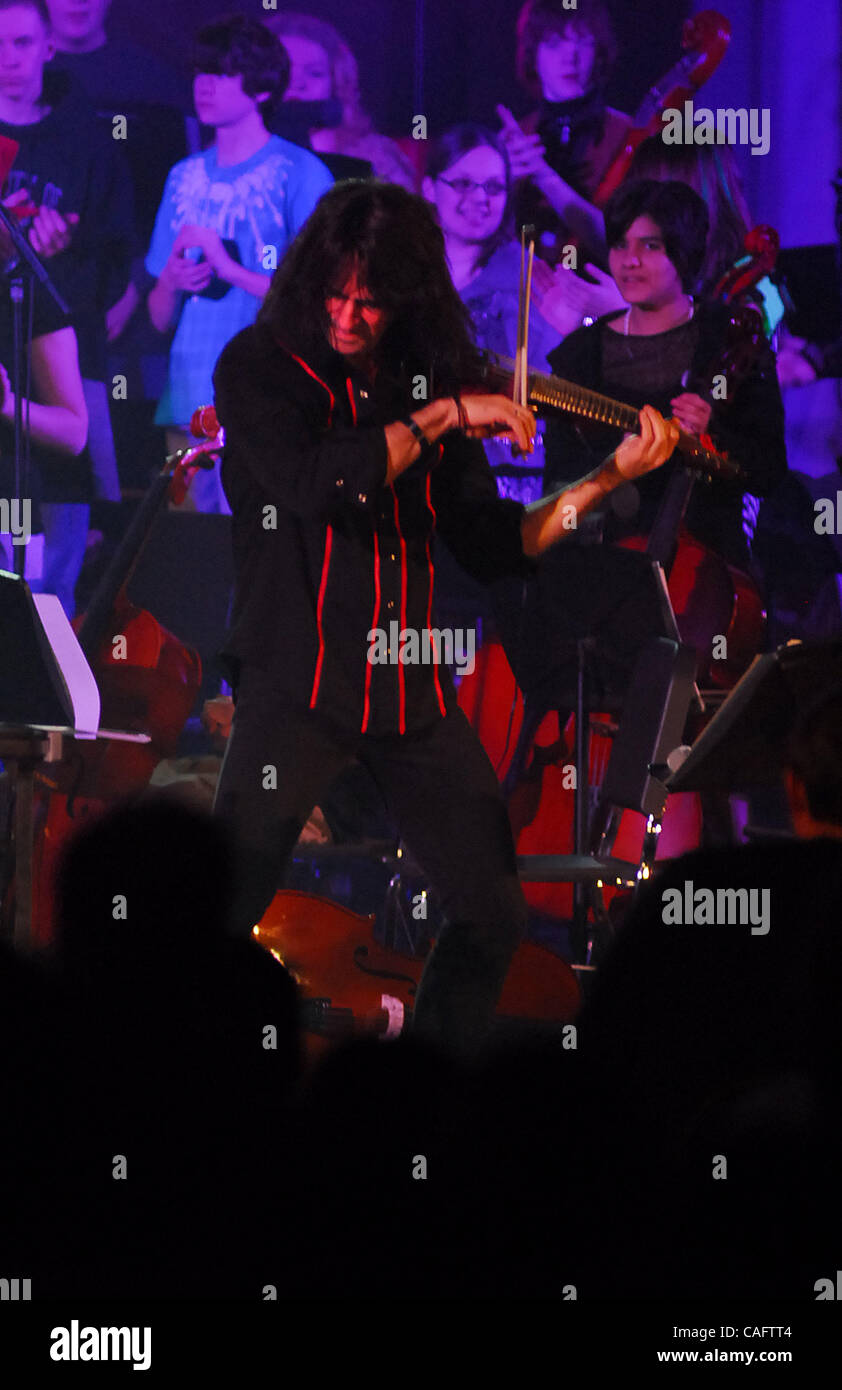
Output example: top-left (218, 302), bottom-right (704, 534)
top-left (491, 543), bottom-right (698, 959)
top-left (0, 570), bottom-right (148, 948)
top-left (667, 637), bottom-right (842, 794)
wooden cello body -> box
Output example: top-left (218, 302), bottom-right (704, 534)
top-left (253, 889), bottom-right (581, 1062)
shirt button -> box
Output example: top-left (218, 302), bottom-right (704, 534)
top-left (336, 477), bottom-right (344, 488)
top-left (390, 553), bottom-right (396, 561)
top-left (360, 389), bottom-right (369, 399)
top-left (358, 492), bottom-right (367, 504)
top-left (387, 600), bottom-right (395, 610)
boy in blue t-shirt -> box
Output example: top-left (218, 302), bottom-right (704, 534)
top-left (146, 15), bottom-right (332, 511)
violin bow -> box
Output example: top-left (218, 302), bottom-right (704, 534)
top-left (514, 224), bottom-right (536, 411)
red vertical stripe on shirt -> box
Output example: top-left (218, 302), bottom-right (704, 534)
top-left (347, 376), bottom-right (378, 731)
top-left (277, 348), bottom-right (337, 709)
top-left (309, 524), bottom-right (334, 709)
top-left (361, 527), bottom-right (381, 733)
top-left (390, 483), bottom-right (407, 735)
top-left (425, 470), bottom-right (447, 717)
top-left (278, 345), bottom-right (336, 424)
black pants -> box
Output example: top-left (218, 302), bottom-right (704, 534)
top-left (213, 666), bottom-right (527, 1059)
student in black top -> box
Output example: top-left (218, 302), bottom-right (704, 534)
top-left (0, 275), bottom-right (87, 572)
top-left (498, 0), bottom-right (632, 265)
top-left (46, 0), bottom-right (195, 336)
top-left (544, 180), bottom-right (788, 571)
top-left (0, 0), bottom-right (134, 613)
top-left (212, 180), bottom-right (678, 1060)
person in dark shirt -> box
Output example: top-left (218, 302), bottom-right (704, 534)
top-left (0, 275), bottom-right (87, 572)
top-left (45, 0), bottom-right (190, 109)
top-left (498, 0), bottom-right (631, 265)
top-left (544, 179), bottom-right (788, 572)
top-left (46, 0), bottom-right (195, 325)
top-left (0, 0), bottom-right (134, 613)
top-left (212, 179), bottom-right (678, 1060)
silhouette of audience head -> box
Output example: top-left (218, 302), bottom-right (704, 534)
top-left (785, 686), bottom-right (842, 839)
top-left (55, 794), bottom-right (235, 969)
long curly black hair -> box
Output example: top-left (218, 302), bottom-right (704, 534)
top-left (258, 180), bottom-right (486, 395)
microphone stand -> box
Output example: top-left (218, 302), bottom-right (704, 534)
top-left (0, 203), bottom-right (69, 579)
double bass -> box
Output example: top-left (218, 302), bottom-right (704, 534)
top-left (592, 10), bottom-right (732, 208)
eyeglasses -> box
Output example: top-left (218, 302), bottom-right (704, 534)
top-left (436, 176), bottom-right (507, 198)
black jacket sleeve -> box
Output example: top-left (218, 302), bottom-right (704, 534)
top-left (214, 330), bottom-right (388, 521)
top-left (429, 431), bottom-right (537, 584)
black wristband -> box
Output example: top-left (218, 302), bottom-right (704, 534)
top-left (402, 416), bottom-right (430, 448)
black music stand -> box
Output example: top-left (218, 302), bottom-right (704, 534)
top-left (0, 571), bottom-right (148, 948)
top-left (491, 543), bottom-right (698, 960)
top-left (667, 637), bottom-right (842, 794)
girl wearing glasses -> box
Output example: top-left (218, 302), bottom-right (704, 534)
top-left (424, 124), bottom-right (562, 507)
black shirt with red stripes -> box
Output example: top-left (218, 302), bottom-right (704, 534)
top-left (213, 318), bottom-right (534, 736)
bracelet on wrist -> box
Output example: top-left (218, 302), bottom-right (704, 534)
top-left (453, 395), bottom-right (468, 432)
top-left (402, 416), bottom-right (430, 448)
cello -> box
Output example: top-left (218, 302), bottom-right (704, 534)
top-left (459, 233), bottom-right (779, 926)
top-left (252, 889), bottom-right (581, 1065)
top-left (1, 430), bottom-right (221, 949)
top-left (592, 10), bottom-right (732, 208)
